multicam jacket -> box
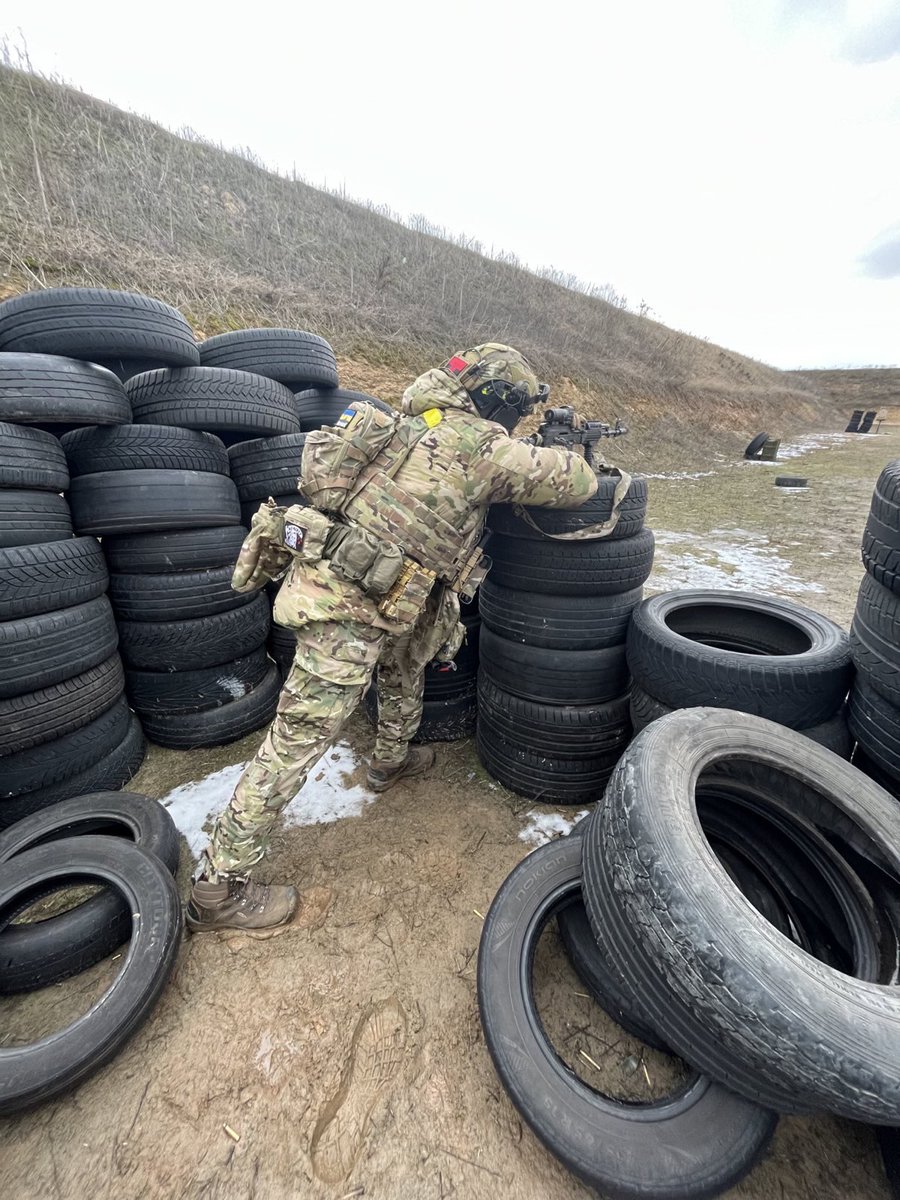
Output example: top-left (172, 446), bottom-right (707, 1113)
top-left (272, 365), bottom-right (598, 660)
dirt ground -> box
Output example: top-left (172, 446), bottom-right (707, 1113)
top-left (2, 425), bottom-right (899, 1200)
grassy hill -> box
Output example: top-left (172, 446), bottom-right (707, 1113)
top-left (788, 369), bottom-right (900, 424)
top-left (0, 63), bottom-right (845, 465)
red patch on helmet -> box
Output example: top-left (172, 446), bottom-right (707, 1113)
top-left (446, 356), bottom-right (469, 376)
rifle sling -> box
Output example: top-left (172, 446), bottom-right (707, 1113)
top-left (511, 468), bottom-right (633, 542)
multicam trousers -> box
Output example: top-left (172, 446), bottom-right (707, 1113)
top-left (199, 619), bottom-right (425, 881)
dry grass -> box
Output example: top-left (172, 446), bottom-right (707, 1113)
top-left (0, 61), bottom-right (850, 463)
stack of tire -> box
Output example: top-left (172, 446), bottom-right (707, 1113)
top-left (0, 792), bottom-right (182, 1114)
top-left (848, 460), bottom-right (900, 797)
top-left (478, 707), bottom-right (900, 1199)
top-left (61, 423), bottom-right (277, 750)
top-left (363, 594), bottom-right (482, 743)
top-left (627, 590), bottom-right (854, 756)
top-left (477, 476), bottom-right (653, 801)
top-left (0, 349), bottom-right (147, 828)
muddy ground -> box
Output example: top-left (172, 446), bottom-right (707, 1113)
top-left (2, 426), bottom-right (899, 1200)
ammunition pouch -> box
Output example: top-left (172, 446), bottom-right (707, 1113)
top-left (377, 560), bottom-right (438, 625)
top-left (328, 527), bottom-right (405, 596)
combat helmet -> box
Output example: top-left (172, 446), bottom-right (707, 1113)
top-left (442, 343), bottom-right (548, 432)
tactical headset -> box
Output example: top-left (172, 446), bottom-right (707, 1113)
top-left (469, 378), bottom-right (551, 433)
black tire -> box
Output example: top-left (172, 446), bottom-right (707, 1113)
top-left (241, 493), bottom-right (305, 528)
top-left (69, 469), bottom-right (240, 535)
top-left (420, 635), bottom-right (479, 699)
top-left (693, 786), bottom-right (883, 980)
top-left (557, 820), bottom-right (669, 1050)
top-left (117, 593), bottom-right (270, 670)
top-left (479, 580), bottom-right (641, 650)
top-left (108, 565), bottom-right (253, 622)
top-left (744, 432), bottom-right (769, 459)
top-left (364, 683), bottom-right (479, 743)
top-left (90, 356), bottom-right (174, 382)
top-left (581, 708), bottom-right (900, 1120)
top-left (477, 726), bottom-right (624, 803)
top-left (862, 461), bottom-right (900, 596)
top-left (0, 424), bottom-right (69, 490)
top-left (0, 793), bottom-right (179, 993)
top-left (199, 328), bottom-right (338, 388)
top-left (0, 653), bottom-right (124, 756)
top-left (478, 673), bottom-right (630, 757)
top-left (849, 677), bottom-right (900, 784)
top-left (486, 528), bottom-right (654, 596)
top-left (414, 687), bottom-right (477, 742)
top-left (102, 525), bottom-right (247, 574)
top-left (477, 834), bottom-right (776, 1200)
top-left (0, 537), bottom-right (107, 620)
top-left (139, 662), bottom-right (281, 748)
top-left (851, 571), bottom-right (900, 707)
top-left (0, 288), bottom-right (198, 366)
top-left (487, 476), bottom-right (647, 542)
top-left (228, 433), bottom-right (306, 500)
top-left (269, 622), bottom-right (296, 676)
top-left (775, 476), bottom-right (808, 488)
top-left (626, 590), bottom-right (851, 728)
top-left (0, 353), bottom-right (131, 428)
top-left (0, 836), bottom-right (182, 1114)
top-left (479, 625), bottom-right (627, 704)
top-left (294, 387), bottom-right (392, 428)
top-left (852, 748), bottom-right (900, 801)
top-left (0, 490), bottom-right (72, 549)
top-left (126, 646), bottom-right (270, 714)
top-left (0, 596), bottom-right (118, 699)
top-left (1, 696), bottom-right (132, 798)
top-left (127, 367), bottom-right (300, 442)
top-left (61, 424), bottom-right (228, 477)
top-left (0, 714), bottom-right (145, 828)
top-left (562, 774), bottom-right (886, 1048)
top-left (628, 685), bottom-right (853, 757)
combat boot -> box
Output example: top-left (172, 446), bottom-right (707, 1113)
top-left (186, 876), bottom-right (298, 933)
top-left (367, 746), bottom-right (435, 792)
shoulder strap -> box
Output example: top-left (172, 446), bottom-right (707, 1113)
top-left (345, 409), bottom-right (442, 503)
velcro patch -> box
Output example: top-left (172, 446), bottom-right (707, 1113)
top-left (446, 356), bottom-right (468, 376)
top-left (422, 408), bottom-right (443, 428)
top-left (283, 523), bottom-right (306, 550)
top-left (337, 407), bottom-right (356, 427)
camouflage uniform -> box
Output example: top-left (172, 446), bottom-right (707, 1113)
top-left (199, 345), bottom-right (598, 882)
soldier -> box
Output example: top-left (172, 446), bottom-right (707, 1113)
top-left (187, 343), bottom-right (600, 932)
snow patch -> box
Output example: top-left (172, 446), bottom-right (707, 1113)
top-left (161, 761), bottom-right (246, 857)
top-left (519, 809), bottom-right (591, 848)
top-left (160, 741), bottom-right (374, 859)
top-left (282, 742), bottom-right (376, 828)
top-left (744, 432), bottom-right (854, 465)
top-left (643, 470), bottom-right (716, 480)
top-left (651, 528), bottom-right (824, 594)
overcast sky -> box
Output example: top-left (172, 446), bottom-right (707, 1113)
top-left (3, 0), bottom-right (899, 369)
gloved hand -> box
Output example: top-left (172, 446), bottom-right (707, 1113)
top-left (231, 500), bottom-right (292, 593)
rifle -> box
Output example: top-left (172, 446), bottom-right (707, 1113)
top-left (534, 406), bottom-right (628, 468)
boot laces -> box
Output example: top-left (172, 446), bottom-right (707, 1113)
top-left (231, 877), bottom-right (270, 913)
